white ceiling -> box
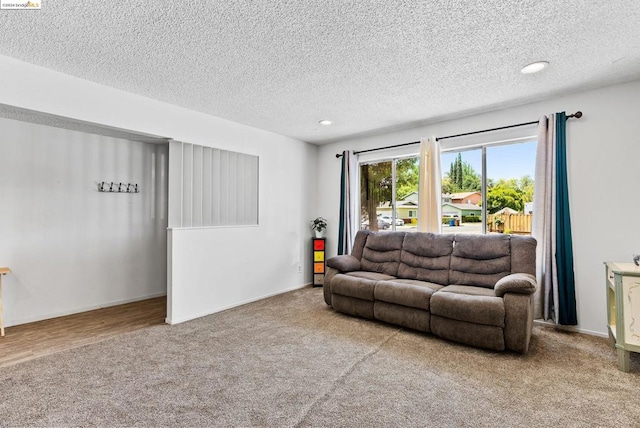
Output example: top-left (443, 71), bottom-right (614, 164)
top-left (0, 1), bottom-right (639, 144)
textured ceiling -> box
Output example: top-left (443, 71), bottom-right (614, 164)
top-left (0, 1), bottom-right (639, 144)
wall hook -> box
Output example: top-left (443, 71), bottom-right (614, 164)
top-left (98, 181), bottom-right (139, 193)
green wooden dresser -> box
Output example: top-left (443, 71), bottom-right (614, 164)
top-left (605, 262), bottom-right (640, 372)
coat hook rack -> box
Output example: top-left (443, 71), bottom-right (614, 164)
top-left (98, 181), bottom-right (140, 193)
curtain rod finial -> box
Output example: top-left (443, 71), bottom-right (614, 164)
top-left (574, 111), bottom-right (583, 119)
top-left (336, 153), bottom-right (343, 158)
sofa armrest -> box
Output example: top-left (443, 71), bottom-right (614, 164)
top-left (494, 273), bottom-right (537, 297)
top-left (326, 255), bottom-right (361, 272)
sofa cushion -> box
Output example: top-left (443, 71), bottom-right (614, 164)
top-left (331, 274), bottom-right (380, 301)
top-left (449, 234), bottom-right (511, 288)
top-left (397, 233), bottom-right (453, 285)
top-left (360, 232), bottom-right (405, 276)
top-left (439, 284), bottom-right (497, 297)
top-left (345, 271), bottom-right (396, 281)
top-left (374, 279), bottom-right (443, 310)
top-left (430, 287), bottom-right (505, 327)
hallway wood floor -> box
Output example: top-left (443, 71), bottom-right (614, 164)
top-left (0, 297), bottom-right (166, 368)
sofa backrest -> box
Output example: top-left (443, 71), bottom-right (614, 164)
top-left (510, 235), bottom-right (537, 276)
top-left (350, 231), bottom-right (537, 287)
top-left (360, 232), bottom-right (405, 276)
top-left (398, 233), bottom-right (454, 285)
top-left (351, 230), bottom-right (372, 260)
top-left (449, 234), bottom-right (512, 288)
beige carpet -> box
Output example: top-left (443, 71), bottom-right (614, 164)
top-left (0, 287), bottom-right (638, 427)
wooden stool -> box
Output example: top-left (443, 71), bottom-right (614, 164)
top-left (0, 267), bottom-right (10, 337)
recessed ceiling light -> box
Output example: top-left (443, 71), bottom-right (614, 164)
top-left (319, 120), bottom-right (332, 126)
top-left (521, 61), bottom-right (549, 74)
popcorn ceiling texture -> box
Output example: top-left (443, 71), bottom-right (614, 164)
top-left (0, 1), bottom-right (639, 144)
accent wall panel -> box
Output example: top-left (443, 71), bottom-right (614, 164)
top-left (169, 141), bottom-right (259, 228)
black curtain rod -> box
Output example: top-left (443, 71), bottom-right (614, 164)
top-left (335, 111), bottom-right (582, 158)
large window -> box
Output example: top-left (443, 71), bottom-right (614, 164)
top-left (360, 156), bottom-right (419, 232)
top-left (485, 141), bottom-right (536, 235)
top-left (359, 138), bottom-right (536, 235)
top-left (441, 139), bottom-right (536, 235)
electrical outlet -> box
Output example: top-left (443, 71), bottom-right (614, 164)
top-left (297, 264), bottom-right (302, 273)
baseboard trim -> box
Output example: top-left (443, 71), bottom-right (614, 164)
top-left (7, 292), bottom-right (167, 328)
top-left (533, 319), bottom-right (608, 338)
top-left (165, 283), bottom-right (312, 325)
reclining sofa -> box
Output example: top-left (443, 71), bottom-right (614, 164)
top-left (323, 231), bottom-right (537, 353)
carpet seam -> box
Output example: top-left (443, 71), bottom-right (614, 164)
top-left (292, 326), bottom-right (403, 428)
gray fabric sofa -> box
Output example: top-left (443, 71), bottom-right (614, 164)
top-left (323, 231), bottom-right (537, 353)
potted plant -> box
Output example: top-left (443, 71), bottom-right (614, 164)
top-left (310, 217), bottom-right (328, 238)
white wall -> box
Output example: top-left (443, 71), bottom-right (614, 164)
top-left (0, 116), bottom-right (168, 326)
top-left (318, 79), bottom-right (640, 336)
top-left (167, 136), bottom-right (317, 323)
top-left (0, 55), bottom-right (318, 325)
